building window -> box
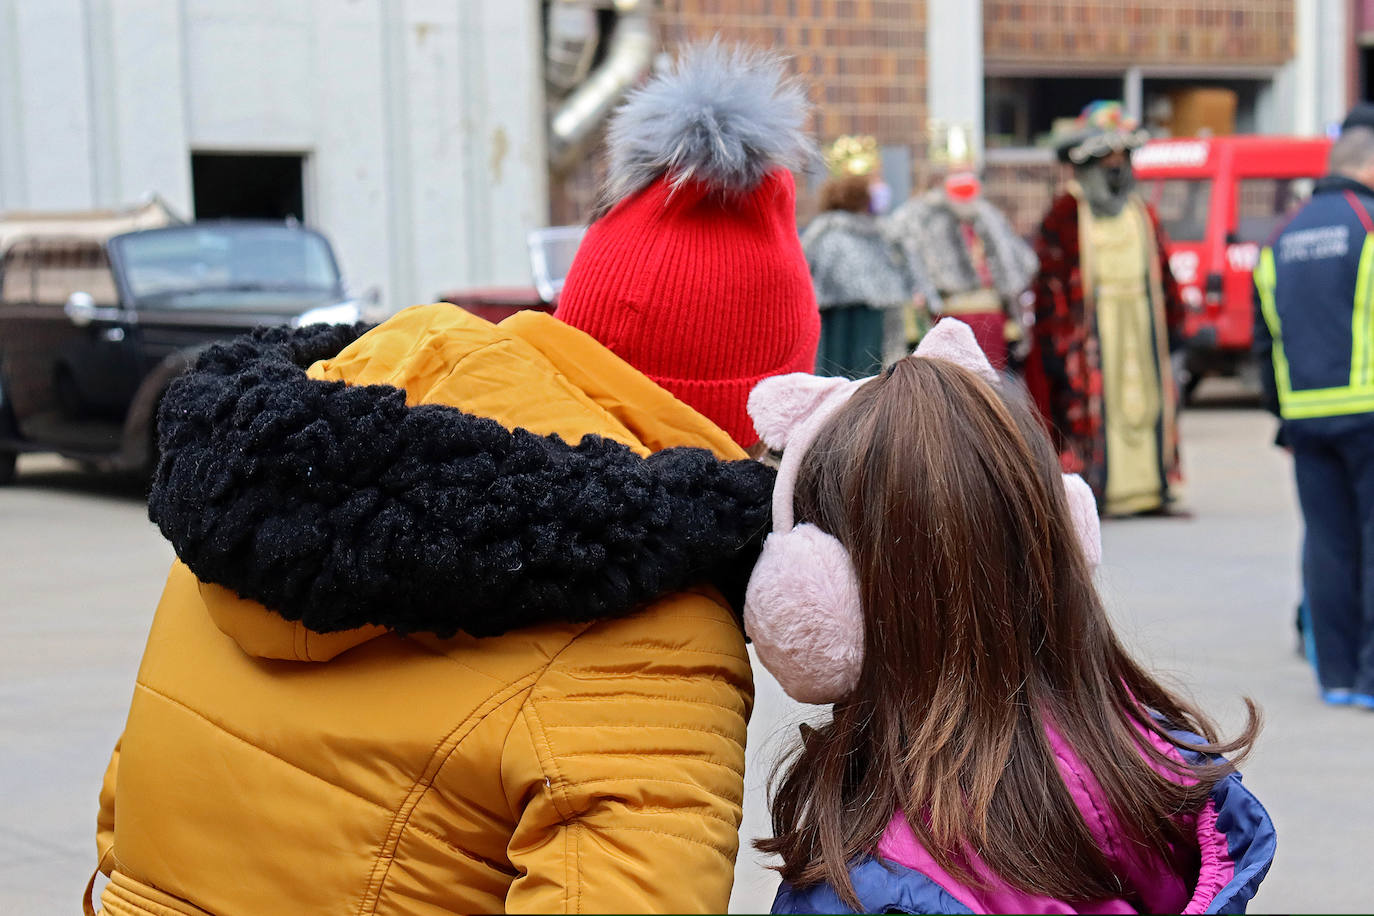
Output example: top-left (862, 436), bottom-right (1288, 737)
top-left (191, 153), bottom-right (306, 222)
top-left (986, 75), bottom-right (1269, 149)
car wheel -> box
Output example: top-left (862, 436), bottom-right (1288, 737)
top-left (0, 376), bottom-right (17, 485)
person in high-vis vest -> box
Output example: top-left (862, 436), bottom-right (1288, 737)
top-left (1254, 103), bottom-right (1374, 709)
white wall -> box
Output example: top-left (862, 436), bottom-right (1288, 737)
top-left (926, 0), bottom-right (984, 161)
top-left (1292, 0), bottom-right (1349, 135)
top-left (0, 0), bottom-right (548, 311)
top-left (0, 0), bottom-right (99, 211)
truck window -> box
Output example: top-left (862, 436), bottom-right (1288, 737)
top-left (1235, 178), bottom-right (1311, 244)
top-left (31, 241), bottom-right (118, 306)
top-left (0, 243), bottom-right (35, 304)
top-left (1141, 179), bottom-right (1211, 242)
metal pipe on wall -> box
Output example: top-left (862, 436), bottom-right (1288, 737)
top-left (547, 0), bottom-right (655, 172)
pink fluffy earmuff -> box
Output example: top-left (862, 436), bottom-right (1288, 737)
top-left (743, 319), bottom-right (1102, 705)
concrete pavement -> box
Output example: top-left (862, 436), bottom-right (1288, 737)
top-left (1, 401), bottom-right (1370, 913)
top-left (0, 458), bottom-right (170, 914)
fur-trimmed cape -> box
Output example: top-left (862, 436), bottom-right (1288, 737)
top-left (883, 189), bottom-right (1039, 304)
top-left (147, 322), bottom-right (776, 638)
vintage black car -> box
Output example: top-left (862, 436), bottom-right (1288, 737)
top-left (0, 213), bottom-right (364, 483)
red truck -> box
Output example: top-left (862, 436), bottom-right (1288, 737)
top-left (1133, 135), bottom-right (1332, 397)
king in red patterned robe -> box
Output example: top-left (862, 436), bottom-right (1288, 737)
top-left (1028, 104), bottom-right (1186, 516)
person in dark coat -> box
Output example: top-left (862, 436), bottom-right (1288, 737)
top-left (1254, 103), bottom-right (1374, 708)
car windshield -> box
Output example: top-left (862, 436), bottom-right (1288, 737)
top-left (112, 225), bottom-right (340, 301)
top-left (1235, 177), bottom-right (1313, 244)
top-left (1140, 178), bottom-right (1211, 242)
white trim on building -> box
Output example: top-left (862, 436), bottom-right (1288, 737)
top-left (1292, 0), bottom-right (1349, 136)
top-left (926, 0), bottom-right (985, 161)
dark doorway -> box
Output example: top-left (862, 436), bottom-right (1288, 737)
top-left (191, 153), bottom-right (305, 222)
top-left (985, 75), bottom-right (1127, 148)
top-left (1141, 77), bottom-right (1263, 135)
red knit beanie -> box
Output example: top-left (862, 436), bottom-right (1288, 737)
top-left (556, 43), bottom-right (820, 448)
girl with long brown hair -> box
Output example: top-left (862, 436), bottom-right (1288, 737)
top-left (742, 319), bottom-right (1275, 914)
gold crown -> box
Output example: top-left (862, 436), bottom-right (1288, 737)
top-left (824, 135), bottom-right (880, 178)
top-left (928, 120), bottom-right (977, 169)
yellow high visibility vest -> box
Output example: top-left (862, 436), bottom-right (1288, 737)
top-left (1255, 240), bottom-right (1374, 419)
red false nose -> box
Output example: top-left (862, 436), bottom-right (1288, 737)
top-left (944, 172), bottom-right (981, 202)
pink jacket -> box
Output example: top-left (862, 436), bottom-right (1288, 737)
top-left (773, 723), bottom-right (1275, 915)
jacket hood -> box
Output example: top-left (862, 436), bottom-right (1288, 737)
top-left (148, 305), bottom-right (776, 660)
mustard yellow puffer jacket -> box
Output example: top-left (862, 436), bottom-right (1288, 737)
top-left (91, 305), bottom-right (760, 915)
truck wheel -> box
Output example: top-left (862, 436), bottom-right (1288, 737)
top-left (1181, 372), bottom-right (1203, 405)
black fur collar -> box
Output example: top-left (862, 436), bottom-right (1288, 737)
top-left (148, 321), bottom-right (774, 638)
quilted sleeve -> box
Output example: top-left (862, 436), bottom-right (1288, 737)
top-left (502, 589), bottom-right (753, 914)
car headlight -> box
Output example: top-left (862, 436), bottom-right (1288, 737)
top-left (293, 301), bottom-right (362, 327)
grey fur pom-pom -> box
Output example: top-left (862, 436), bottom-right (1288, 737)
top-left (600, 41), bottom-right (815, 208)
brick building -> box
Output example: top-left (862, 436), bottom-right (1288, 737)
top-left (550, 0), bottom-right (931, 223)
top-left (551, 0), bottom-right (1347, 236)
top-left (660, 0), bottom-right (928, 210)
top-left (981, 0), bottom-right (1304, 232)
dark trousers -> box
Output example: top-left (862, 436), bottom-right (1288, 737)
top-left (1292, 424), bottom-right (1374, 694)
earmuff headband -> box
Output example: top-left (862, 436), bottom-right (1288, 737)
top-left (769, 384), bottom-right (861, 532)
top-left (746, 319), bottom-right (1103, 705)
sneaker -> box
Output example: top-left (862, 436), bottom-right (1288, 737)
top-left (1323, 688), bottom-right (1355, 706)
top-left (1352, 693), bottom-right (1374, 710)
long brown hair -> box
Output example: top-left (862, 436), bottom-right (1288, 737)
top-left (819, 174), bottom-right (872, 213)
top-left (758, 357), bottom-right (1260, 910)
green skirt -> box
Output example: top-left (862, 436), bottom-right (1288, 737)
top-left (817, 305), bottom-right (885, 379)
